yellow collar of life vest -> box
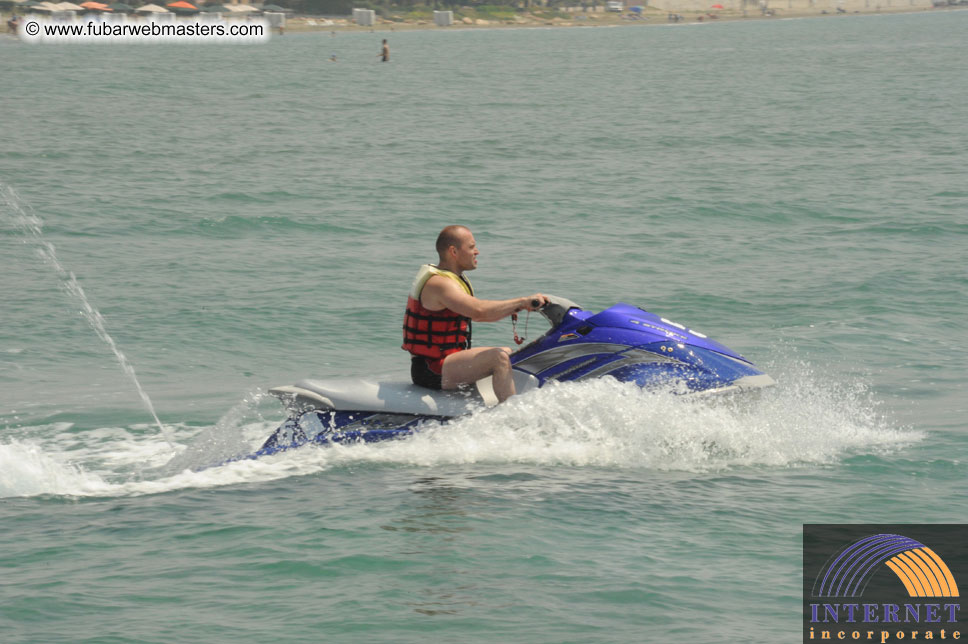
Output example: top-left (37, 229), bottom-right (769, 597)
top-left (410, 264), bottom-right (474, 298)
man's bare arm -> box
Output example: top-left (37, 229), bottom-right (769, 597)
top-left (422, 275), bottom-right (544, 323)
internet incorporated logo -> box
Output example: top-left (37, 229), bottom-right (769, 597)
top-left (803, 525), bottom-right (965, 644)
top-left (815, 534), bottom-right (960, 599)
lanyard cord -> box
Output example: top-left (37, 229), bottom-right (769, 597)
top-left (511, 310), bottom-right (530, 345)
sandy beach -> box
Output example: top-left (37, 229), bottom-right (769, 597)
top-left (4, 3), bottom-right (965, 35)
top-left (273, 4), bottom-right (965, 33)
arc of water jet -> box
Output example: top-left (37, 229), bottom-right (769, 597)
top-left (2, 184), bottom-right (174, 448)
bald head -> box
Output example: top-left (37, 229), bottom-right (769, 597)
top-left (436, 225), bottom-right (471, 258)
top-left (434, 225), bottom-right (479, 273)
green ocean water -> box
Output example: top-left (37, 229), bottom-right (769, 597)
top-left (1, 11), bottom-right (967, 642)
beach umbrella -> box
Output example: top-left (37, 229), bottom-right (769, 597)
top-left (80, 1), bottom-right (113, 9)
top-left (109, 1), bottom-right (133, 9)
top-left (261, 3), bottom-right (291, 11)
top-left (199, 2), bottom-right (226, 9)
top-left (54, 1), bottom-right (86, 8)
top-left (134, 2), bottom-right (168, 10)
top-left (166, 0), bottom-right (198, 13)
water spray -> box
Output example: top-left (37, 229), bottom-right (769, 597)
top-left (1, 184), bottom-right (174, 448)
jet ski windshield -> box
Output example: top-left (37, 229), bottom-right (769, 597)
top-left (537, 294), bottom-right (582, 327)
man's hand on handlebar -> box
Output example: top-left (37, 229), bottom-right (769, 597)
top-left (527, 294), bottom-right (548, 311)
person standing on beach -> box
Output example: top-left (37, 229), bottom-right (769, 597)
top-left (379, 39), bottom-right (389, 62)
top-left (402, 225), bottom-right (547, 403)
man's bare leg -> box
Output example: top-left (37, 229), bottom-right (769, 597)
top-left (441, 347), bottom-right (515, 402)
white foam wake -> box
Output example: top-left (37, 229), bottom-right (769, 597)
top-left (322, 374), bottom-right (918, 472)
top-left (0, 361), bottom-right (922, 499)
top-left (0, 440), bottom-right (110, 497)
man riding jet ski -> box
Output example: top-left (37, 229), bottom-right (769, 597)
top-left (252, 226), bottom-right (775, 458)
top-left (403, 224), bottom-right (546, 403)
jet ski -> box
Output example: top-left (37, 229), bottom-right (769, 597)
top-left (253, 295), bottom-right (774, 458)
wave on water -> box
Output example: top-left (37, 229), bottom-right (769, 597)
top-left (0, 359), bottom-right (922, 500)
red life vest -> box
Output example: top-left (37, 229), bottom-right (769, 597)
top-left (402, 265), bottom-right (474, 361)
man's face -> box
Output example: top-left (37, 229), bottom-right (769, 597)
top-left (454, 231), bottom-right (479, 272)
